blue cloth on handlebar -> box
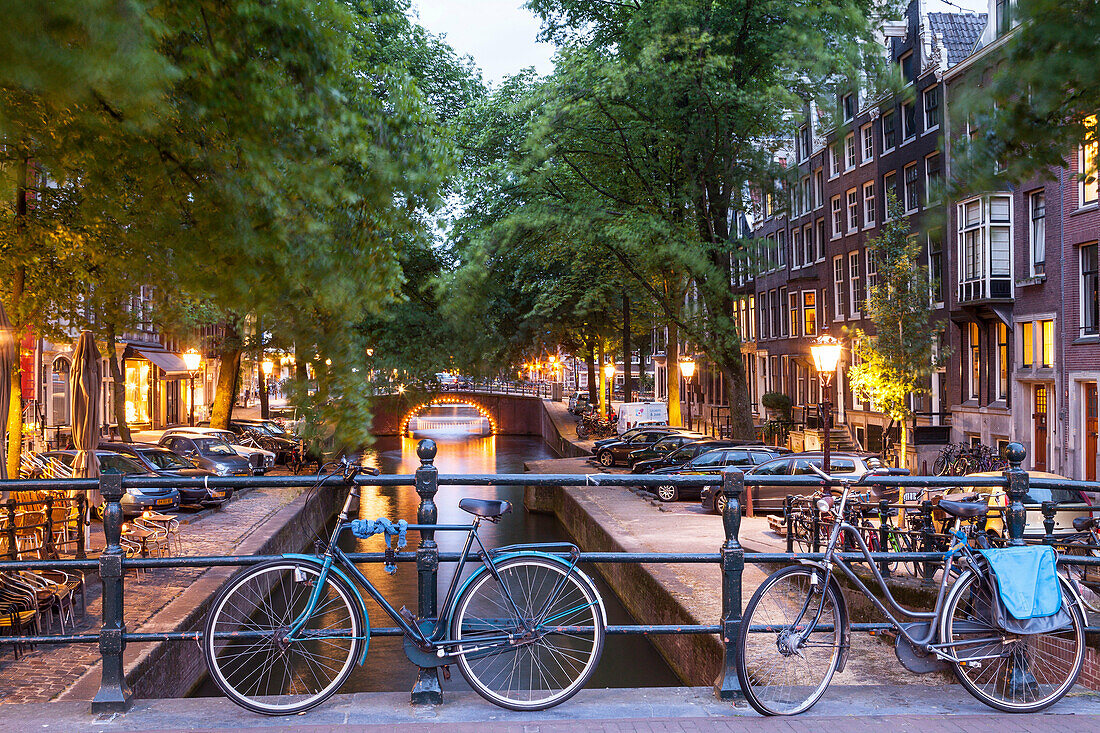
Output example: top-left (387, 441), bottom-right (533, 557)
top-left (350, 518), bottom-right (408, 574)
top-left (978, 545), bottom-right (1061, 620)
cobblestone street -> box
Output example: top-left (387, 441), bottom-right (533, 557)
top-left (0, 484), bottom-right (304, 704)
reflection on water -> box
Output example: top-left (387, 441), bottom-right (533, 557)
top-left (193, 417), bottom-right (678, 698)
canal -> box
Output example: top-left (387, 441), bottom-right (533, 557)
top-left (193, 405), bottom-right (678, 697)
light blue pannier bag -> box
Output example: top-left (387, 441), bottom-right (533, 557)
top-left (977, 545), bottom-right (1071, 634)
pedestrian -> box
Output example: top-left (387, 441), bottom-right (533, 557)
top-left (244, 388), bottom-right (250, 407)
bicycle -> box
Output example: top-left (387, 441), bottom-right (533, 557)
top-left (202, 460), bottom-right (607, 715)
top-left (736, 465), bottom-right (1086, 716)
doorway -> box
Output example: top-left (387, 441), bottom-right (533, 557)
top-left (1033, 384), bottom-right (1049, 472)
top-left (1085, 382), bottom-right (1098, 481)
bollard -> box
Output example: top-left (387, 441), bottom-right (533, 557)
top-left (411, 439), bottom-right (442, 705)
top-left (1002, 443), bottom-right (1028, 546)
top-left (878, 498), bottom-right (891, 578)
top-left (784, 495), bottom-right (794, 554)
top-left (920, 500), bottom-right (936, 587)
top-left (91, 473), bottom-right (131, 712)
top-left (714, 466), bottom-right (744, 700)
top-left (1041, 500), bottom-right (1057, 545)
top-left (5, 499), bottom-right (16, 560)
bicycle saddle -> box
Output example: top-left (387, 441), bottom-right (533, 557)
top-left (938, 498), bottom-right (989, 519)
top-left (1073, 516), bottom-right (1096, 531)
top-left (459, 498), bottom-right (512, 518)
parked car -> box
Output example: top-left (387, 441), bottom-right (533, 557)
top-left (162, 427), bottom-right (275, 474)
top-left (592, 424), bottom-right (668, 452)
top-left (632, 438), bottom-right (781, 474)
top-left (652, 446), bottom-right (788, 503)
top-left (100, 442), bottom-right (230, 508)
top-left (594, 427), bottom-right (705, 467)
top-left (157, 434), bottom-right (254, 477)
top-left (42, 450), bottom-right (181, 515)
top-left (227, 419), bottom-right (302, 464)
top-left (700, 451), bottom-right (879, 514)
top-left (568, 391), bottom-right (593, 416)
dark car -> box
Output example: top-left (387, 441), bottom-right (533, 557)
top-left (594, 428), bottom-right (705, 467)
top-left (632, 439), bottom-right (782, 474)
top-left (626, 434), bottom-right (712, 468)
top-left (42, 450), bottom-right (181, 515)
top-left (649, 446), bottom-right (786, 503)
top-left (592, 425), bottom-right (669, 452)
top-left (228, 419), bottom-right (301, 464)
top-left (700, 452), bottom-right (878, 514)
top-left (157, 435), bottom-right (253, 477)
top-left (100, 442), bottom-right (230, 508)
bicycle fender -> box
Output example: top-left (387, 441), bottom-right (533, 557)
top-left (794, 560), bottom-right (852, 673)
top-left (282, 554), bottom-right (371, 666)
top-left (451, 552), bottom-right (608, 627)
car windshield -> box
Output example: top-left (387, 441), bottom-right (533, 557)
top-left (669, 445), bottom-right (700, 461)
top-left (141, 450), bottom-right (191, 470)
top-left (260, 421), bottom-right (292, 438)
top-left (97, 454), bottom-right (147, 475)
top-left (195, 438), bottom-right (237, 456)
top-left (690, 450), bottom-right (727, 467)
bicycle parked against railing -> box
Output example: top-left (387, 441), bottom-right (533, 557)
top-left (736, 465), bottom-right (1086, 717)
top-left (576, 411), bottom-right (615, 439)
top-left (203, 460), bottom-right (607, 715)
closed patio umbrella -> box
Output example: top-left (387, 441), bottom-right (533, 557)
top-left (0, 300), bottom-right (14, 483)
top-left (70, 331), bottom-right (102, 506)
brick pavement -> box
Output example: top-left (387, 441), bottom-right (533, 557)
top-left (0, 483), bottom-right (304, 704)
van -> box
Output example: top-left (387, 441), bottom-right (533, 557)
top-left (616, 402), bottom-right (669, 435)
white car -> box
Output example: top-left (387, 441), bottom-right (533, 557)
top-left (161, 427), bottom-right (276, 474)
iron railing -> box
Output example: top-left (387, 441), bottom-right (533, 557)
top-left (0, 441), bottom-right (1096, 713)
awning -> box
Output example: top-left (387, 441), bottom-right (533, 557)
top-left (135, 349), bottom-right (191, 376)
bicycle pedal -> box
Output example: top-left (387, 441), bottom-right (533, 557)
top-left (441, 664), bottom-right (450, 681)
top-left (398, 606), bottom-right (417, 625)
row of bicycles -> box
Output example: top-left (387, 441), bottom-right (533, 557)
top-left (575, 410), bottom-right (616, 439)
top-left (932, 442), bottom-right (1011, 476)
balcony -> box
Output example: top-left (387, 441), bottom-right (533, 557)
top-left (958, 274), bottom-right (1012, 304)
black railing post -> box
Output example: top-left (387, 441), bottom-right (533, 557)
top-left (412, 439), bottom-right (442, 705)
top-left (5, 499), bottom-right (17, 559)
top-left (44, 495), bottom-right (56, 559)
top-left (811, 506), bottom-right (821, 554)
top-left (92, 473), bottom-right (131, 712)
top-left (1041, 500), bottom-right (1057, 545)
top-left (920, 499), bottom-right (936, 586)
top-left (1002, 442), bottom-right (1028, 546)
top-left (784, 495), bottom-right (794, 554)
top-left (75, 494), bottom-right (87, 560)
top-left (877, 498), bottom-right (891, 578)
top-left (714, 468), bottom-right (744, 700)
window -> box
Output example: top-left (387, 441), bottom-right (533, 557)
top-left (830, 143), bottom-right (842, 177)
top-left (882, 110), bottom-right (897, 151)
top-left (1081, 115), bottom-right (1098, 206)
top-left (898, 51), bottom-right (914, 84)
top-left (901, 101), bottom-right (917, 141)
top-left (792, 228), bottom-right (803, 268)
top-left (1083, 243), bottom-right (1100, 336)
top-left (995, 0), bottom-right (1012, 35)
top-left (1041, 319), bottom-right (1054, 367)
top-left (904, 163), bottom-right (919, 212)
top-left (803, 223), bottom-right (814, 265)
top-left (845, 132), bottom-right (857, 169)
top-left (842, 92), bottom-right (856, 121)
top-left (867, 248), bottom-right (878, 295)
top-left (923, 87), bottom-right (941, 129)
top-left (777, 229), bottom-right (786, 268)
top-left (815, 219), bottom-right (826, 260)
top-left (925, 153), bottom-right (942, 204)
top-left (759, 292), bottom-right (768, 339)
top-left (848, 251), bottom-right (863, 317)
top-left (861, 123), bottom-right (874, 163)
top-left (1030, 191), bottom-right (1046, 276)
top-left (780, 287), bottom-right (789, 337)
top-left (847, 188), bottom-right (859, 230)
top-left (833, 256), bottom-right (845, 320)
top-left (771, 289), bottom-right (782, 338)
top-left (765, 191), bottom-right (774, 217)
top-left (862, 181), bottom-right (876, 226)
top-left (789, 291), bottom-right (799, 336)
top-left (996, 322), bottom-right (1009, 401)
top-left (957, 195), bottom-right (1013, 302)
top-left (831, 196), bottom-right (843, 237)
top-left (798, 125), bottom-right (811, 161)
top-left (802, 290), bottom-right (817, 336)
top-left (928, 231), bottom-right (943, 304)
top-left (1022, 321), bottom-right (1034, 367)
top-left (883, 171), bottom-right (897, 218)
top-left (800, 177), bottom-right (811, 216)
top-left (748, 295), bottom-right (755, 341)
top-left (814, 169), bottom-right (824, 208)
top-left (968, 322), bottom-right (981, 400)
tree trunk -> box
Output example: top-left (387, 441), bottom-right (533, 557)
top-left (622, 291), bottom-right (632, 404)
top-left (597, 339), bottom-right (607, 417)
top-left (6, 382), bottom-right (19, 477)
top-left (7, 155), bottom-right (28, 477)
top-left (584, 338), bottom-right (597, 405)
top-left (720, 357), bottom-right (756, 441)
top-left (210, 319), bottom-right (243, 429)
top-left (666, 322), bottom-right (681, 426)
top-left (105, 327), bottom-right (131, 442)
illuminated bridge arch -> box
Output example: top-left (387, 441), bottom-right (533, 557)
top-left (400, 397), bottom-right (496, 436)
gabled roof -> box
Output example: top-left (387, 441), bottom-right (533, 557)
top-left (928, 12), bottom-right (987, 66)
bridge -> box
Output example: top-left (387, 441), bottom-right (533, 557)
top-left (369, 388), bottom-right (554, 436)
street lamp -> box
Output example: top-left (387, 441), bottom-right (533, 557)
top-left (679, 358), bottom-right (696, 430)
top-left (810, 331), bottom-right (843, 475)
top-left (182, 349), bottom-right (202, 426)
top-left (603, 362), bottom-right (616, 418)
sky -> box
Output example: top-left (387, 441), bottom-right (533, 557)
top-left (411, 0), bottom-right (556, 86)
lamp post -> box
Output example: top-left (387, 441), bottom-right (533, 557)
top-left (182, 350), bottom-right (202, 427)
top-left (602, 362), bottom-right (616, 419)
top-left (679, 358), bottom-right (696, 430)
top-left (261, 359), bottom-right (274, 419)
top-left (810, 332), bottom-right (843, 474)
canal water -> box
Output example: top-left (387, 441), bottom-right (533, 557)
top-left (192, 405), bottom-right (678, 697)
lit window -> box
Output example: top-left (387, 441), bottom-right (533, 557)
top-left (803, 290), bottom-right (817, 336)
top-left (789, 291), bottom-right (799, 336)
top-left (996, 322), bottom-right (1009, 401)
top-left (1081, 115), bottom-right (1098, 206)
top-left (968, 322), bottom-right (981, 400)
top-left (1022, 321), bottom-right (1034, 367)
top-left (1041, 319), bottom-right (1054, 367)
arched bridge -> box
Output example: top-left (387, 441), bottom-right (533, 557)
top-left (369, 390), bottom-right (550, 437)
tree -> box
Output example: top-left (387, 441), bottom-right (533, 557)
top-left (847, 194), bottom-right (948, 467)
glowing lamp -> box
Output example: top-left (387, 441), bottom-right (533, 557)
top-left (182, 349), bottom-right (202, 372)
top-left (603, 363), bottom-right (616, 380)
top-left (678, 359), bottom-right (696, 379)
top-left (261, 359), bottom-right (274, 376)
top-left (810, 333), bottom-right (842, 374)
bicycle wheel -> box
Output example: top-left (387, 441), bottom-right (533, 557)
top-left (933, 455), bottom-right (948, 476)
top-left (792, 511), bottom-right (813, 554)
top-left (204, 559), bottom-right (364, 715)
top-left (736, 565), bottom-right (845, 716)
top-left (451, 556), bottom-right (606, 711)
top-left (941, 571), bottom-right (1084, 713)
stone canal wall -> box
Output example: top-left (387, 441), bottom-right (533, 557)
top-left (62, 484), bottom-right (347, 702)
